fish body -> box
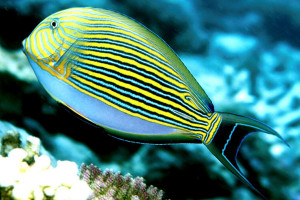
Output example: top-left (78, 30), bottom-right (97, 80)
top-left (23, 7), bottom-right (220, 144)
top-left (23, 7), bottom-right (287, 197)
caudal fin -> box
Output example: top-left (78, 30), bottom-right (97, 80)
top-left (205, 112), bottom-right (288, 199)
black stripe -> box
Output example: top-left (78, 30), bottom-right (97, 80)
top-left (74, 60), bottom-right (208, 125)
top-left (73, 51), bottom-right (187, 94)
top-left (72, 68), bottom-right (206, 127)
top-left (75, 37), bottom-right (184, 84)
top-left (69, 75), bottom-right (205, 132)
top-left (78, 35), bottom-right (172, 70)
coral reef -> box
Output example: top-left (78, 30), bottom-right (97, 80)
top-left (0, 121), bottom-right (54, 164)
top-left (0, 121), bottom-right (165, 200)
top-left (0, 148), bottom-right (91, 200)
top-left (80, 164), bottom-right (164, 200)
top-left (0, 122), bottom-right (92, 200)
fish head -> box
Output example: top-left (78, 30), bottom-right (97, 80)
top-left (22, 8), bottom-right (82, 79)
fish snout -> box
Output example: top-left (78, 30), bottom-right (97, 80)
top-left (22, 38), bottom-right (28, 53)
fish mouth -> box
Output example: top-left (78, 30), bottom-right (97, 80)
top-left (22, 38), bottom-right (26, 49)
top-left (22, 38), bottom-right (27, 54)
top-left (22, 38), bottom-right (33, 62)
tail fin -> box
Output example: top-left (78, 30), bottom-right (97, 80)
top-left (205, 112), bottom-right (289, 198)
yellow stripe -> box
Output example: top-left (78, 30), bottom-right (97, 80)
top-left (71, 74), bottom-right (210, 130)
top-left (75, 56), bottom-right (198, 110)
top-left (207, 113), bottom-right (218, 131)
top-left (76, 47), bottom-right (184, 89)
top-left (76, 56), bottom-right (210, 122)
top-left (30, 29), bottom-right (46, 59)
top-left (66, 76), bottom-right (206, 137)
top-left (54, 10), bottom-right (156, 48)
top-left (52, 10), bottom-right (208, 115)
top-left (77, 40), bottom-right (182, 80)
top-left (76, 48), bottom-right (208, 120)
top-left (77, 56), bottom-right (178, 94)
top-left (204, 114), bottom-right (222, 145)
top-left (68, 75), bottom-right (204, 131)
top-left (78, 26), bottom-right (171, 65)
top-left (57, 14), bottom-right (172, 66)
top-left (46, 29), bottom-right (61, 54)
top-left (75, 67), bottom-right (210, 124)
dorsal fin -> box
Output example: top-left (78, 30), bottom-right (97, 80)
top-left (92, 8), bottom-right (214, 113)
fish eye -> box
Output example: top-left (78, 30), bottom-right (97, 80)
top-left (50, 20), bottom-right (58, 29)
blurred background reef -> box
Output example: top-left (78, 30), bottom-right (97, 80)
top-left (0, 0), bottom-right (300, 199)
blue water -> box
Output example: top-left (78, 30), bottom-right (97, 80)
top-left (0, 0), bottom-right (299, 199)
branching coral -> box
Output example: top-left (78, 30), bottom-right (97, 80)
top-left (80, 164), bottom-right (164, 200)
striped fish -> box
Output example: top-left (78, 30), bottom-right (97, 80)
top-left (22, 7), bottom-right (288, 197)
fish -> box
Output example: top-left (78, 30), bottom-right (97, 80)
top-left (22, 7), bottom-right (288, 198)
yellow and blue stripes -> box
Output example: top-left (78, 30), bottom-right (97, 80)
top-left (22, 7), bottom-right (221, 144)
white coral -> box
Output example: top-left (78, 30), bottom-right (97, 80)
top-left (0, 148), bottom-right (92, 200)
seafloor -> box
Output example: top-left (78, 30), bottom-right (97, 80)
top-left (0, 0), bottom-right (299, 199)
